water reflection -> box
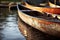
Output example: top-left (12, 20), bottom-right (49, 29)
top-left (18, 18), bottom-right (60, 40)
top-left (0, 8), bottom-right (26, 40)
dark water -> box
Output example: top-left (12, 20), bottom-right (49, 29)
top-left (0, 8), bottom-right (26, 40)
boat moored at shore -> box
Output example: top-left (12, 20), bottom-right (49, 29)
top-left (17, 3), bottom-right (60, 37)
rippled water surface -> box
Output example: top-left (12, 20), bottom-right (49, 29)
top-left (0, 8), bottom-right (26, 40)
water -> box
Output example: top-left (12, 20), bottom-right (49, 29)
top-left (0, 8), bottom-right (26, 40)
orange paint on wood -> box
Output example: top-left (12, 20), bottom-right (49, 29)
top-left (25, 2), bottom-right (60, 14)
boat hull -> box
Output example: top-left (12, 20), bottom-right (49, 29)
top-left (18, 18), bottom-right (60, 40)
top-left (17, 4), bottom-right (60, 37)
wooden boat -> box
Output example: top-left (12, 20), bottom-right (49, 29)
top-left (17, 3), bottom-right (60, 37)
top-left (19, 2), bottom-right (60, 19)
top-left (49, 0), bottom-right (60, 7)
top-left (20, 2), bottom-right (60, 15)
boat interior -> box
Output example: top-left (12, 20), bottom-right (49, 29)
top-left (18, 4), bottom-right (43, 17)
top-left (49, 0), bottom-right (60, 6)
top-left (18, 4), bottom-right (60, 23)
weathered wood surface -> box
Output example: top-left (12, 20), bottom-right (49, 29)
top-left (18, 18), bottom-right (60, 40)
top-left (23, 2), bottom-right (60, 14)
top-left (17, 4), bottom-right (60, 37)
